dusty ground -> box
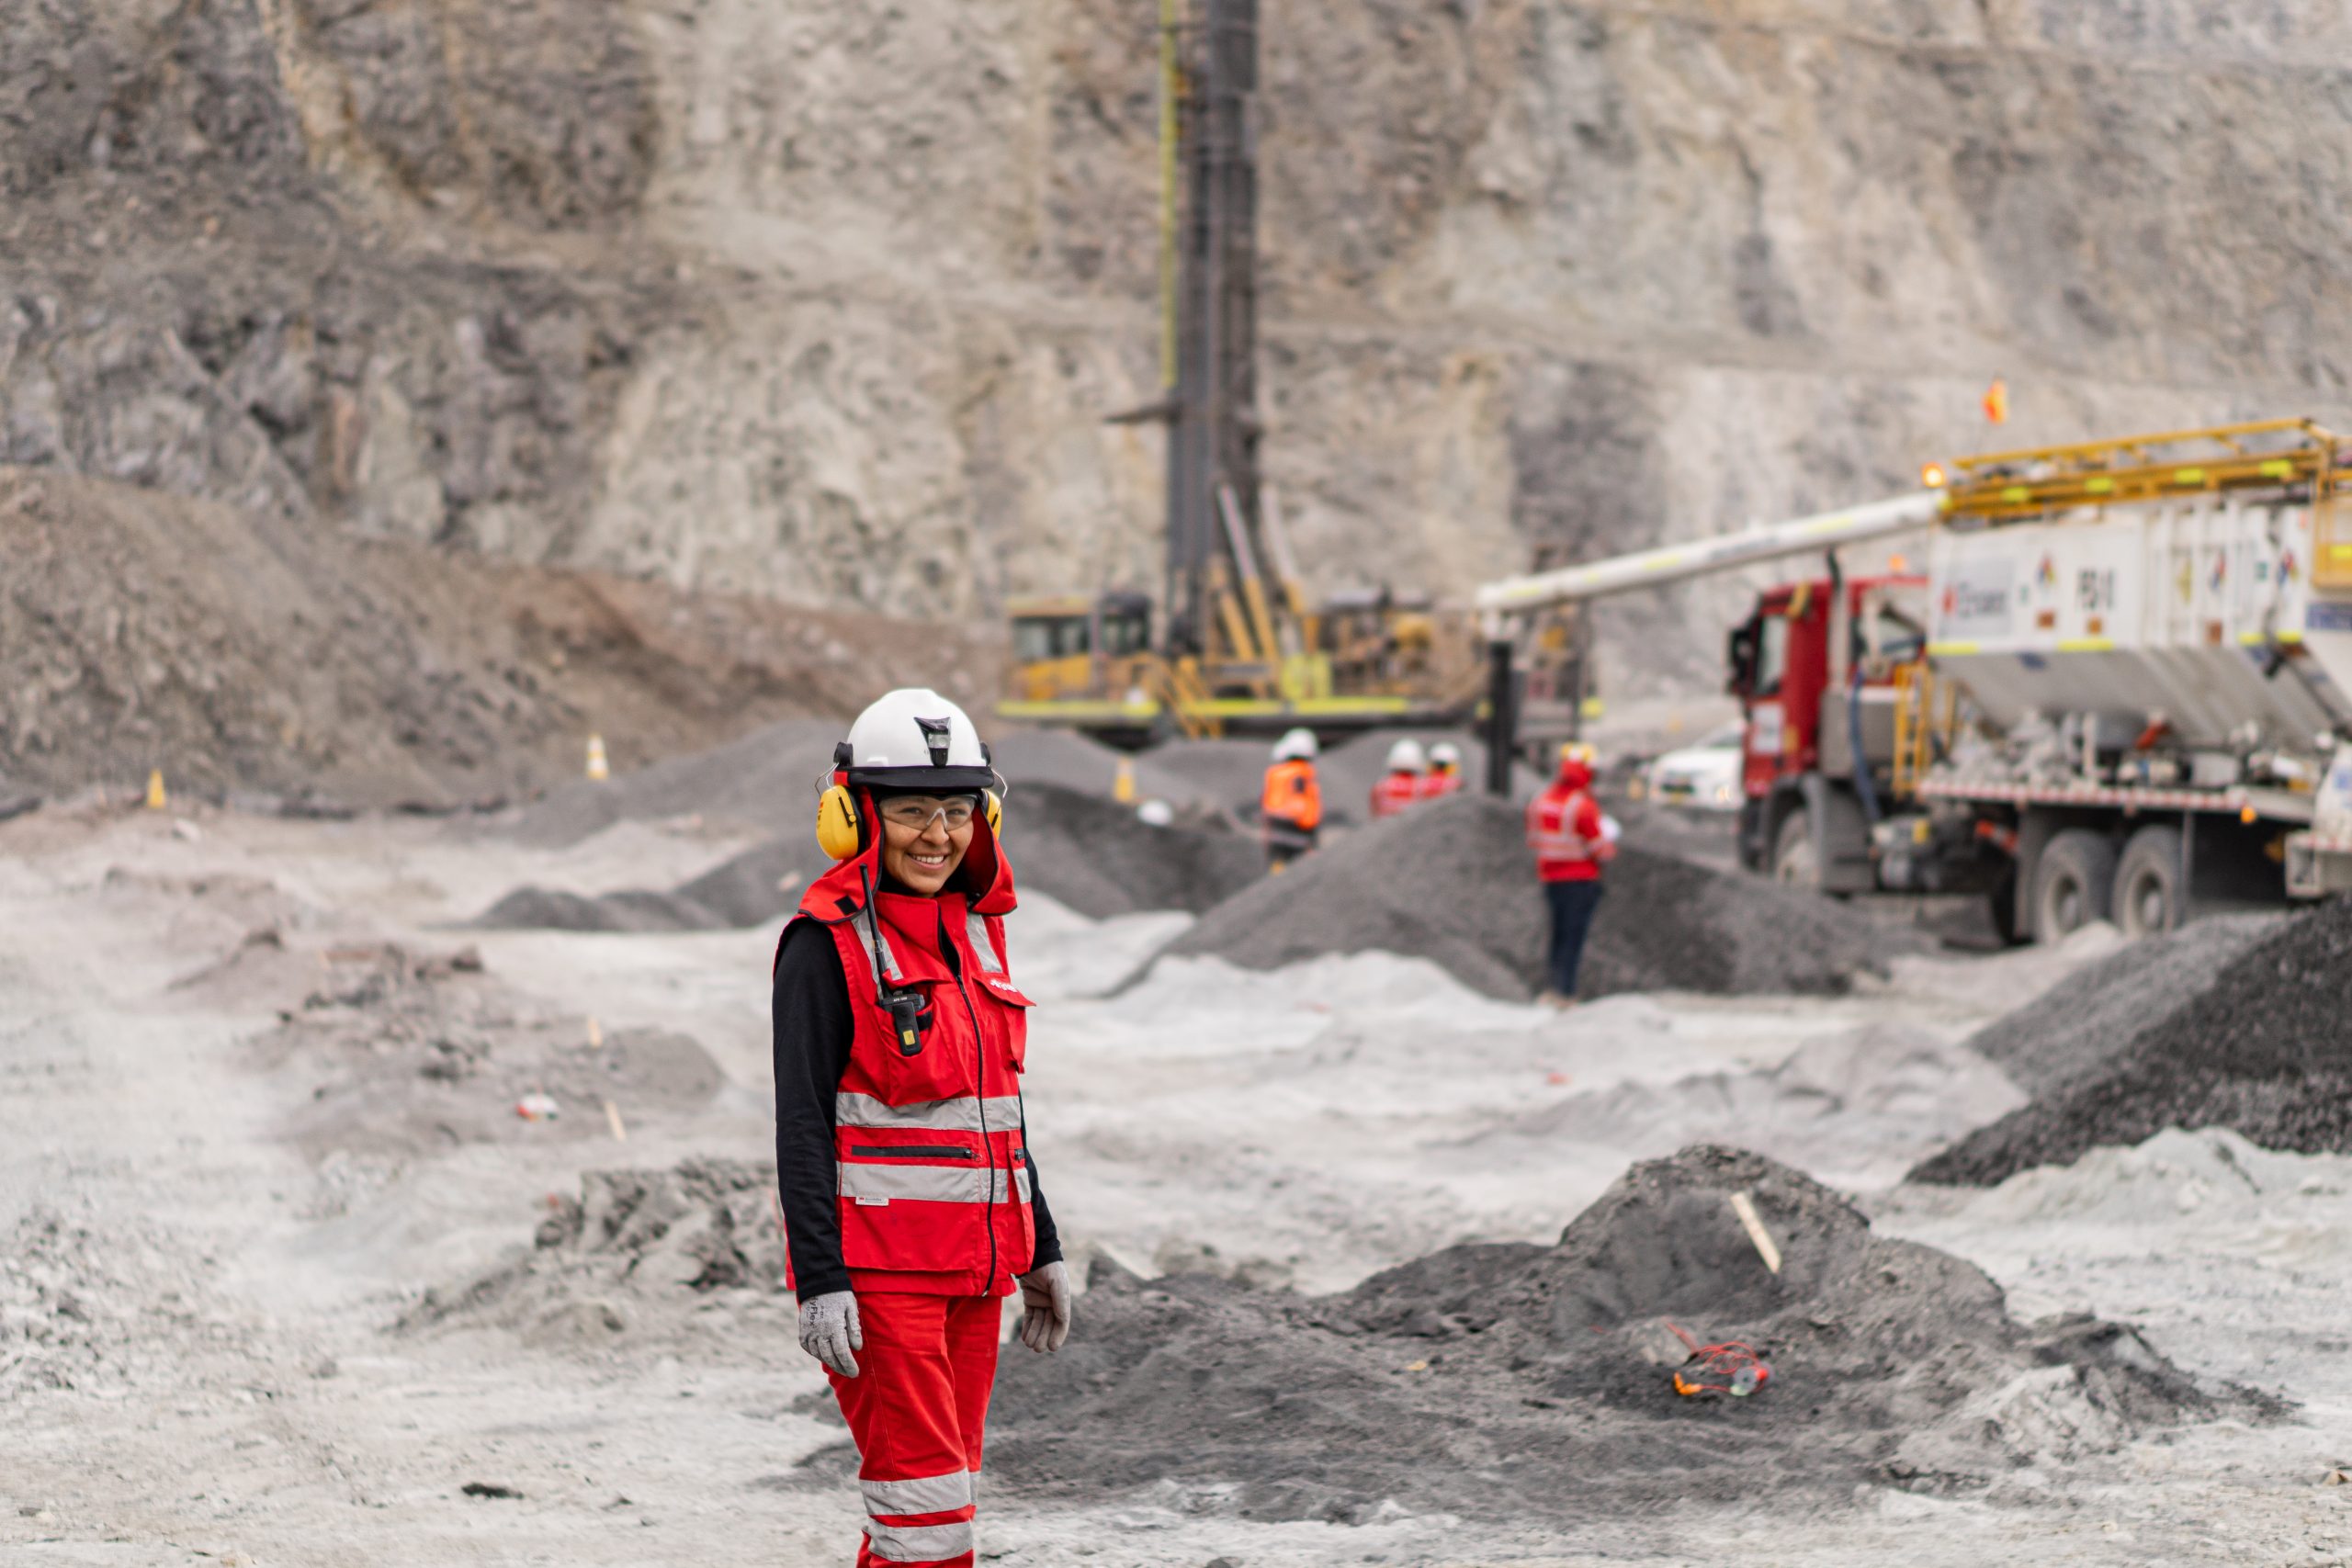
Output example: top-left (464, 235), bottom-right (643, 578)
top-left (2, 798), bottom-right (2348, 1565)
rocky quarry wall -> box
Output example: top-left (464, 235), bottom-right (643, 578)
top-left (6, 1), bottom-right (2352, 696)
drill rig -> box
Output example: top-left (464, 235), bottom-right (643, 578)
top-left (997, 0), bottom-right (1485, 745)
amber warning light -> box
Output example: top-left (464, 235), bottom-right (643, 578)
top-left (1920, 462), bottom-right (1948, 489)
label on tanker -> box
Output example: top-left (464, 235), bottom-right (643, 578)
top-left (1937, 558), bottom-right (2015, 640)
top-left (1750, 704), bottom-right (1785, 756)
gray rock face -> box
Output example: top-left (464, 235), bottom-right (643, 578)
top-left (4, 0), bottom-right (2350, 692)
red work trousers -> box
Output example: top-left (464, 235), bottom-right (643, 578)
top-left (827, 1292), bottom-right (1002, 1567)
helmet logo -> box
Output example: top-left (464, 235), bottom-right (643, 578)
top-left (915, 716), bottom-right (955, 767)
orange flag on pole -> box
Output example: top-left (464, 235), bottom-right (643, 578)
top-left (1983, 377), bottom-right (2009, 425)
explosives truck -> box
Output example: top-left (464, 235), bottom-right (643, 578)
top-left (1477, 420), bottom-right (2352, 942)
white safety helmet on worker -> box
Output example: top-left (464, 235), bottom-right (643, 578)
top-left (1428, 741), bottom-right (1462, 772)
top-left (818, 688), bottom-right (1001, 860)
top-left (838, 688), bottom-right (996, 791)
top-left (1385, 738), bottom-right (1428, 773)
top-left (1272, 727), bottom-right (1318, 761)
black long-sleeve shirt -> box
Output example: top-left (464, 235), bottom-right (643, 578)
top-left (771, 917), bottom-right (1061, 1300)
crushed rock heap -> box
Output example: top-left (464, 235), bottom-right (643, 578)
top-left (1154, 793), bottom-right (1905, 1000)
top-left (978, 1145), bottom-right (2241, 1522)
top-left (1916, 897), bottom-right (2352, 1187)
top-left (411, 1145), bottom-right (2243, 1521)
top-left (233, 940), bottom-right (722, 1162)
top-left (401, 1158), bottom-right (786, 1341)
top-left (473, 780), bottom-right (1262, 931)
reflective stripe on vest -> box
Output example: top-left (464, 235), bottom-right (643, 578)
top-left (1528, 792), bottom-right (1599, 858)
top-left (966, 911), bottom-right (1003, 975)
top-left (836, 1091), bottom-right (1024, 1133)
top-left (840, 1161), bottom-right (1033, 1204)
top-left (843, 913), bottom-right (905, 985)
top-left (865, 1519), bottom-right (974, 1562)
top-left (861, 1471), bottom-right (973, 1517)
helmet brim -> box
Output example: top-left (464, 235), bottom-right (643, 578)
top-left (846, 764), bottom-right (998, 793)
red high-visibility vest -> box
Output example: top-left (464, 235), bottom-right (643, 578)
top-left (1525, 782), bottom-right (1608, 883)
top-left (1417, 769), bottom-right (1464, 801)
top-left (778, 803), bottom-right (1035, 1297)
top-left (1369, 771), bottom-right (1420, 819)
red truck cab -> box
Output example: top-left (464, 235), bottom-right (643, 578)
top-left (1726, 571), bottom-right (1928, 885)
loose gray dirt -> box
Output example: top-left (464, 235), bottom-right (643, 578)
top-left (1156, 792), bottom-right (1908, 999)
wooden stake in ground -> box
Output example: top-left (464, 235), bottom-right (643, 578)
top-left (603, 1100), bottom-right (628, 1143)
top-left (1728, 1190), bottom-right (1781, 1274)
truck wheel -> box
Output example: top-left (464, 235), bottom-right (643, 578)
top-left (1772, 807), bottom-right (1818, 887)
top-left (2032, 829), bottom-right (2118, 945)
top-left (2114, 825), bottom-right (2185, 936)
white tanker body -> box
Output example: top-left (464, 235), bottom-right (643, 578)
top-left (1878, 422), bottom-right (2352, 938)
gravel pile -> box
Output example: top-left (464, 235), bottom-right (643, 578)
top-left (976, 1145), bottom-right (2233, 1523)
top-left (1948, 911), bottom-right (2279, 1099)
top-left (1915, 898), bottom-right (2352, 1186)
top-left (1156, 793), bottom-right (1905, 999)
top-left (502, 717), bottom-right (843, 848)
top-left (476, 782), bottom-right (1259, 931)
top-left (471, 886), bottom-right (733, 933)
top-left (1000, 783), bottom-right (1262, 918)
top-left (246, 943), bottom-right (724, 1161)
top-left (993, 730), bottom-right (1204, 812)
top-left (403, 1159), bottom-right (787, 1336)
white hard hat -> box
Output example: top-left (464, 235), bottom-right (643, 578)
top-left (1429, 741), bottom-right (1463, 769)
top-left (1272, 727), bottom-right (1318, 761)
top-left (1385, 738), bottom-right (1428, 773)
top-left (836, 688), bottom-right (994, 791)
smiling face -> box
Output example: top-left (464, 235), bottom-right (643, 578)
top-left (876, 795), bottom-right (976, 895)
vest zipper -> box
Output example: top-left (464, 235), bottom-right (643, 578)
top-left (944, 908), bottom-right (1000, 1287)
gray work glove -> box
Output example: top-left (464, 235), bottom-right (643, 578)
top-left (1016, 1261), bottom-right (1072, 1353)
top-left (797, 1291), bottom-right (863, 1377)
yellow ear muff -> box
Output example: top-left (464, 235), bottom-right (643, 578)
top-left (816, 785), bottom-right (863, 860)
top-left (984, 789), bottom-right (1002, 835)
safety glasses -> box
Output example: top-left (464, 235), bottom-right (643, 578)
top-left (876, 796), bottom-right (978, 832)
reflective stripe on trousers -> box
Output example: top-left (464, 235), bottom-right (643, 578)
top-left (860, 1472), bottom-right (972, 1516)
top-left (860, 1470), bottom-right (976, 1564)
top-left (865, 1518), bottom-right (974, 1562)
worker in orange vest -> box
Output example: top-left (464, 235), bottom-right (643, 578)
top-left (1261, 728), bottom-right (1323, 872)
top-left (1419, 740), bottom-right (1466, 801)
top-left (1525, 740), bottom-right (1613, 1006)
top-left (1369, 738), bottom-right (1426, 819)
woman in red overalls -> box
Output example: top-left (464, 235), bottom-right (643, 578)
top-left (773, 689), bottom-right (1070, 1566)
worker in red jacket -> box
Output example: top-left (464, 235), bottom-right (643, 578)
top-left (1369, 738), bottom-right (1427, 819)
top-left (1525, 740), bottom-right (1612, 1006)
top-left (1419, 740), bottom-right (1466, 800)
top-left (774, 689), bottom-right (1070, 1568)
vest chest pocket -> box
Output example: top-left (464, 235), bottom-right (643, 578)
top-left (854, 982), bottom-right (970, 1102)
top-left (975, 973), bottom-right (1033, 1070)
